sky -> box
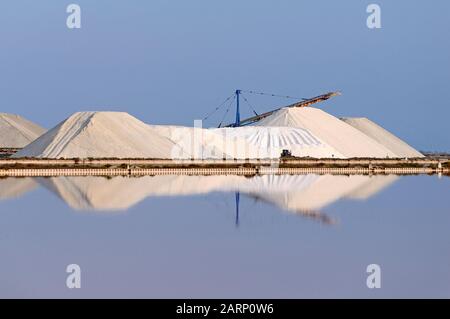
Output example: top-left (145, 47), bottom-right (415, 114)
top-left (0, 0), bottom-right (449, 151)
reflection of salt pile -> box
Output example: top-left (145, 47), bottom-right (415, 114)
top-left (14, 112), bottom-right (184, 159)
top-left (245, 174), bottom-right (398, 211)
top-left (345, 174), bottom-right (399, 199)
top-left (36, 174), bottom-right (398, 212)
top-left (0, 113), bottom-right (45, 148)
top-left (341, 117), bottom-right (423, 158)
top-left (0, 178), bottom-right (37, 200)
top-left (37, 175), bottom-right (236, 210)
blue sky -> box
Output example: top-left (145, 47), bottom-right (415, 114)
top-left (0, 0), bottom-right (449, 151)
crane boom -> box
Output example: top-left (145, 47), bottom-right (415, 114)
top-left (226, 91), bottom-right (341, 127)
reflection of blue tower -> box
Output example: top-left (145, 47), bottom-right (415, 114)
top-left (235, 192), bottom-right (240, 227)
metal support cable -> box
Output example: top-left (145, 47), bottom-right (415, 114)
top-left (241, 94), bottom-right (259, 116)
top-left (241, 90), bottom-right (307, 101)
top-left (202, 94), bottom-right (235, 121)
top-left (217, 95), bottom-right (236, 128)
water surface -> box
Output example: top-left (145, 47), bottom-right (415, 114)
top-left (0, 174), bottom-right (449, 298)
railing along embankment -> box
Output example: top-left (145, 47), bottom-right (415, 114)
top-left (0, 157), bottom-right (448, 176)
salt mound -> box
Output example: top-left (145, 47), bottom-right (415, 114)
top-left (14, 112), bottom-right (184, 159)
top-left (0, 113), bottom-right (45, 148)
top-left (150, 125), bottom-right (262, 159)
top-left (255, 107), bottom-right (398, 158)
top-left (150, 124), bottom-right (342, 159)
top-left (15, 112), bottom-right (265, 160)
top-left (13, 109), bottom-right (421, 159)
top-left (211, 126), bottom-right (344, 158)
top-left (341, 117), bottom-right (423, 158)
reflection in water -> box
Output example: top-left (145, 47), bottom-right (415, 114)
top-left (0, 177), bottom-right (37, 200)
top-left (1, 174), bottom-right (398, 223)
top-left (235, 192), bottom-right (240, 227)
top-left (1, 174), bottom-right (449, 298)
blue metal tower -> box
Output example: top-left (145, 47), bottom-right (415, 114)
top-left (234, 89), bottom-right (241, 127)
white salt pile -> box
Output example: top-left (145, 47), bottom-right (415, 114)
top-left (255, 107), bottom-right (398, 158)
top-left (14, 112), bottom-right (185, 159)
top-left (14, 109), bottom-right (422, 159)
top-left (16, 110), bottom-right (342, 159)
top-left (341, 117), bottom-right (423, 158)
top-left (0, 113), bottom-right (45, 148)
top-left (151, 125), bottom-right (341, 159)
top-left (210, 126), bottom-right (344, 159)
top-left (149, 125), bottom-right (262, 159)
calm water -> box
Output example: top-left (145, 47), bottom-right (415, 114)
top-left (0, 174), bottom-right (449, 298)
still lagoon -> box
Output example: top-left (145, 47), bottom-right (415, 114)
top-left (0, 174), bottom-right (449, 298)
